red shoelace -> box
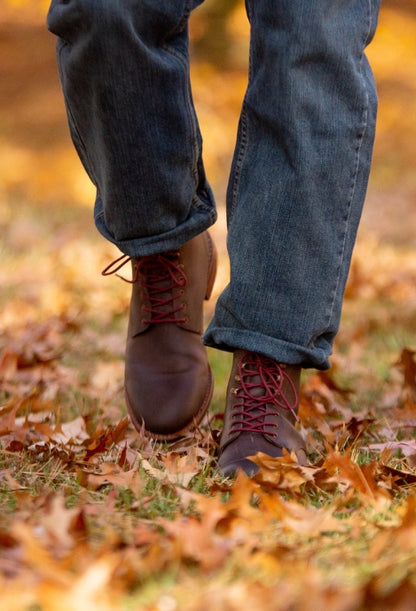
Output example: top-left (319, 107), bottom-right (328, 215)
top-left (102, 252), bottom-right (187, 324)
top-left (230, 352), bottom-right (299, 436)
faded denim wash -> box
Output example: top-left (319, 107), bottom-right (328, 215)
top-left (47, 0), bottom-right (381, 369)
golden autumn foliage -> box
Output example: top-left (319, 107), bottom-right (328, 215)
top-left (1, 1), bottom-right (416, 609)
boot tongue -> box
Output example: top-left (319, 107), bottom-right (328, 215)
top-left (232, 357), bottom-right (279, 436)
top-left (139, 253), bottom-right (187, 324)
top-left (235, 353), bottom-right (299, 433)
top-left (240, 353), bottom-right (281, 401)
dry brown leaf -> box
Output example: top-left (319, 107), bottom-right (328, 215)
top-left (38, 494), bottom-right (82, 553)
top-left (51, 416), bottom-right (89, 445)
top-left (323, 448), bottom-right (391, 502)
top-left (36, 557), bottom-right (119, 611)
top-left (82, 462), bottom-right (139, 491)
top-left (140, 459), bottom-right (167, 483)
top-left (161, 447), bottom-right (200, 488)
top-left (279, 499), bottom-right (348, 537)
top-left (10, 522), bottom-right (73, 587)
top-left (84, 418), bottom-right (130, 459)
top-left (364, 439), bottom-right (416, 457)
top-left (159, 514), bottom-right (231, 571)
top-left (251, 452), bottom-right (316, 493)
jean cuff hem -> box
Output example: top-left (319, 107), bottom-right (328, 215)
top-left (95, 208), bottom-right (217, 257)
top-left (203, 327), bottom-right (330, 370)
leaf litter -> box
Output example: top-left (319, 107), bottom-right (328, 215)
top-left (2, 2), bottom-right (416, 609)
top-left (2, 207), bottom-right (416, 609)
top-left (2, 308), bottom-right (416, 609)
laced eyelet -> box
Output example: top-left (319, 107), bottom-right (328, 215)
top-left (228, 351), bottom-right (300, 435)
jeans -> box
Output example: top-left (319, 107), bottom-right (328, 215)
top-left (47, 0), bottom-right (381, 370)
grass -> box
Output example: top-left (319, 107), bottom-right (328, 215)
top-left (2, 2), bottom-right (416, 607)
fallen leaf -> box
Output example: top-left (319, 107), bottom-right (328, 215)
top-left (251, 452), bottom-right (316, 493)
top-left (162, 447), bottom-right (200, 488)
top-left (82, 462), bottom-right (139, 491)
top-left (38, 494), bottom-right (83, 553)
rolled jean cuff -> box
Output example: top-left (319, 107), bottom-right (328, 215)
top-left (95, 197), bottom-right (217, 257)
top-left (203, 327), bottom-right (331, 371)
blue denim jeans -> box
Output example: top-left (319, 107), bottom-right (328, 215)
top-left (47, 0), bottom-right (380, 370)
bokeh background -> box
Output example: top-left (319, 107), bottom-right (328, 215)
top-left (1, 0), bottom-right (416, 390)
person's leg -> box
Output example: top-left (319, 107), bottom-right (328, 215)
top-left (47, 0), bottom-right (217, 438)
top-left (203, 0), bottom-right (381, 474)
top-left (47, 0), bottom-right (216, 257)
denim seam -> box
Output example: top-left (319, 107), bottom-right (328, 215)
top-left (162, 43), bottom-right (202, 209)
top-left (324, 0), bottom-right (373, 335)
top-left (228, 2), bottom-right (252, 223)
top-left (229, 104), bottom-right (248, 224)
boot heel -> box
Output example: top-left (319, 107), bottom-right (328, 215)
top-left (205, 234), bottom-right (217, 301)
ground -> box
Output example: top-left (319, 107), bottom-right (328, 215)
top-left (2, 2), bottom-right (416, 609)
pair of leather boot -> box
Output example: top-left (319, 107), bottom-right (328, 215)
top-left (106, 231), bottom-right (306, 474)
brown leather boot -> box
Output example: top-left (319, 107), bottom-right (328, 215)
top-left (105, 231), bottom-right (217, 440)
top-left (218, 350), bottom-right (307, 477)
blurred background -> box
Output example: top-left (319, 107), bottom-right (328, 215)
top-left (0, 0), bottom-right (415, 395)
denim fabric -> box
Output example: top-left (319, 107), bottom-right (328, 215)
top-left (47, 0), bottom-right (215, 256)
top-left (205, 0), bottom-right (381, 369)
top-left (47, 0), bottom-right (381, 369)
